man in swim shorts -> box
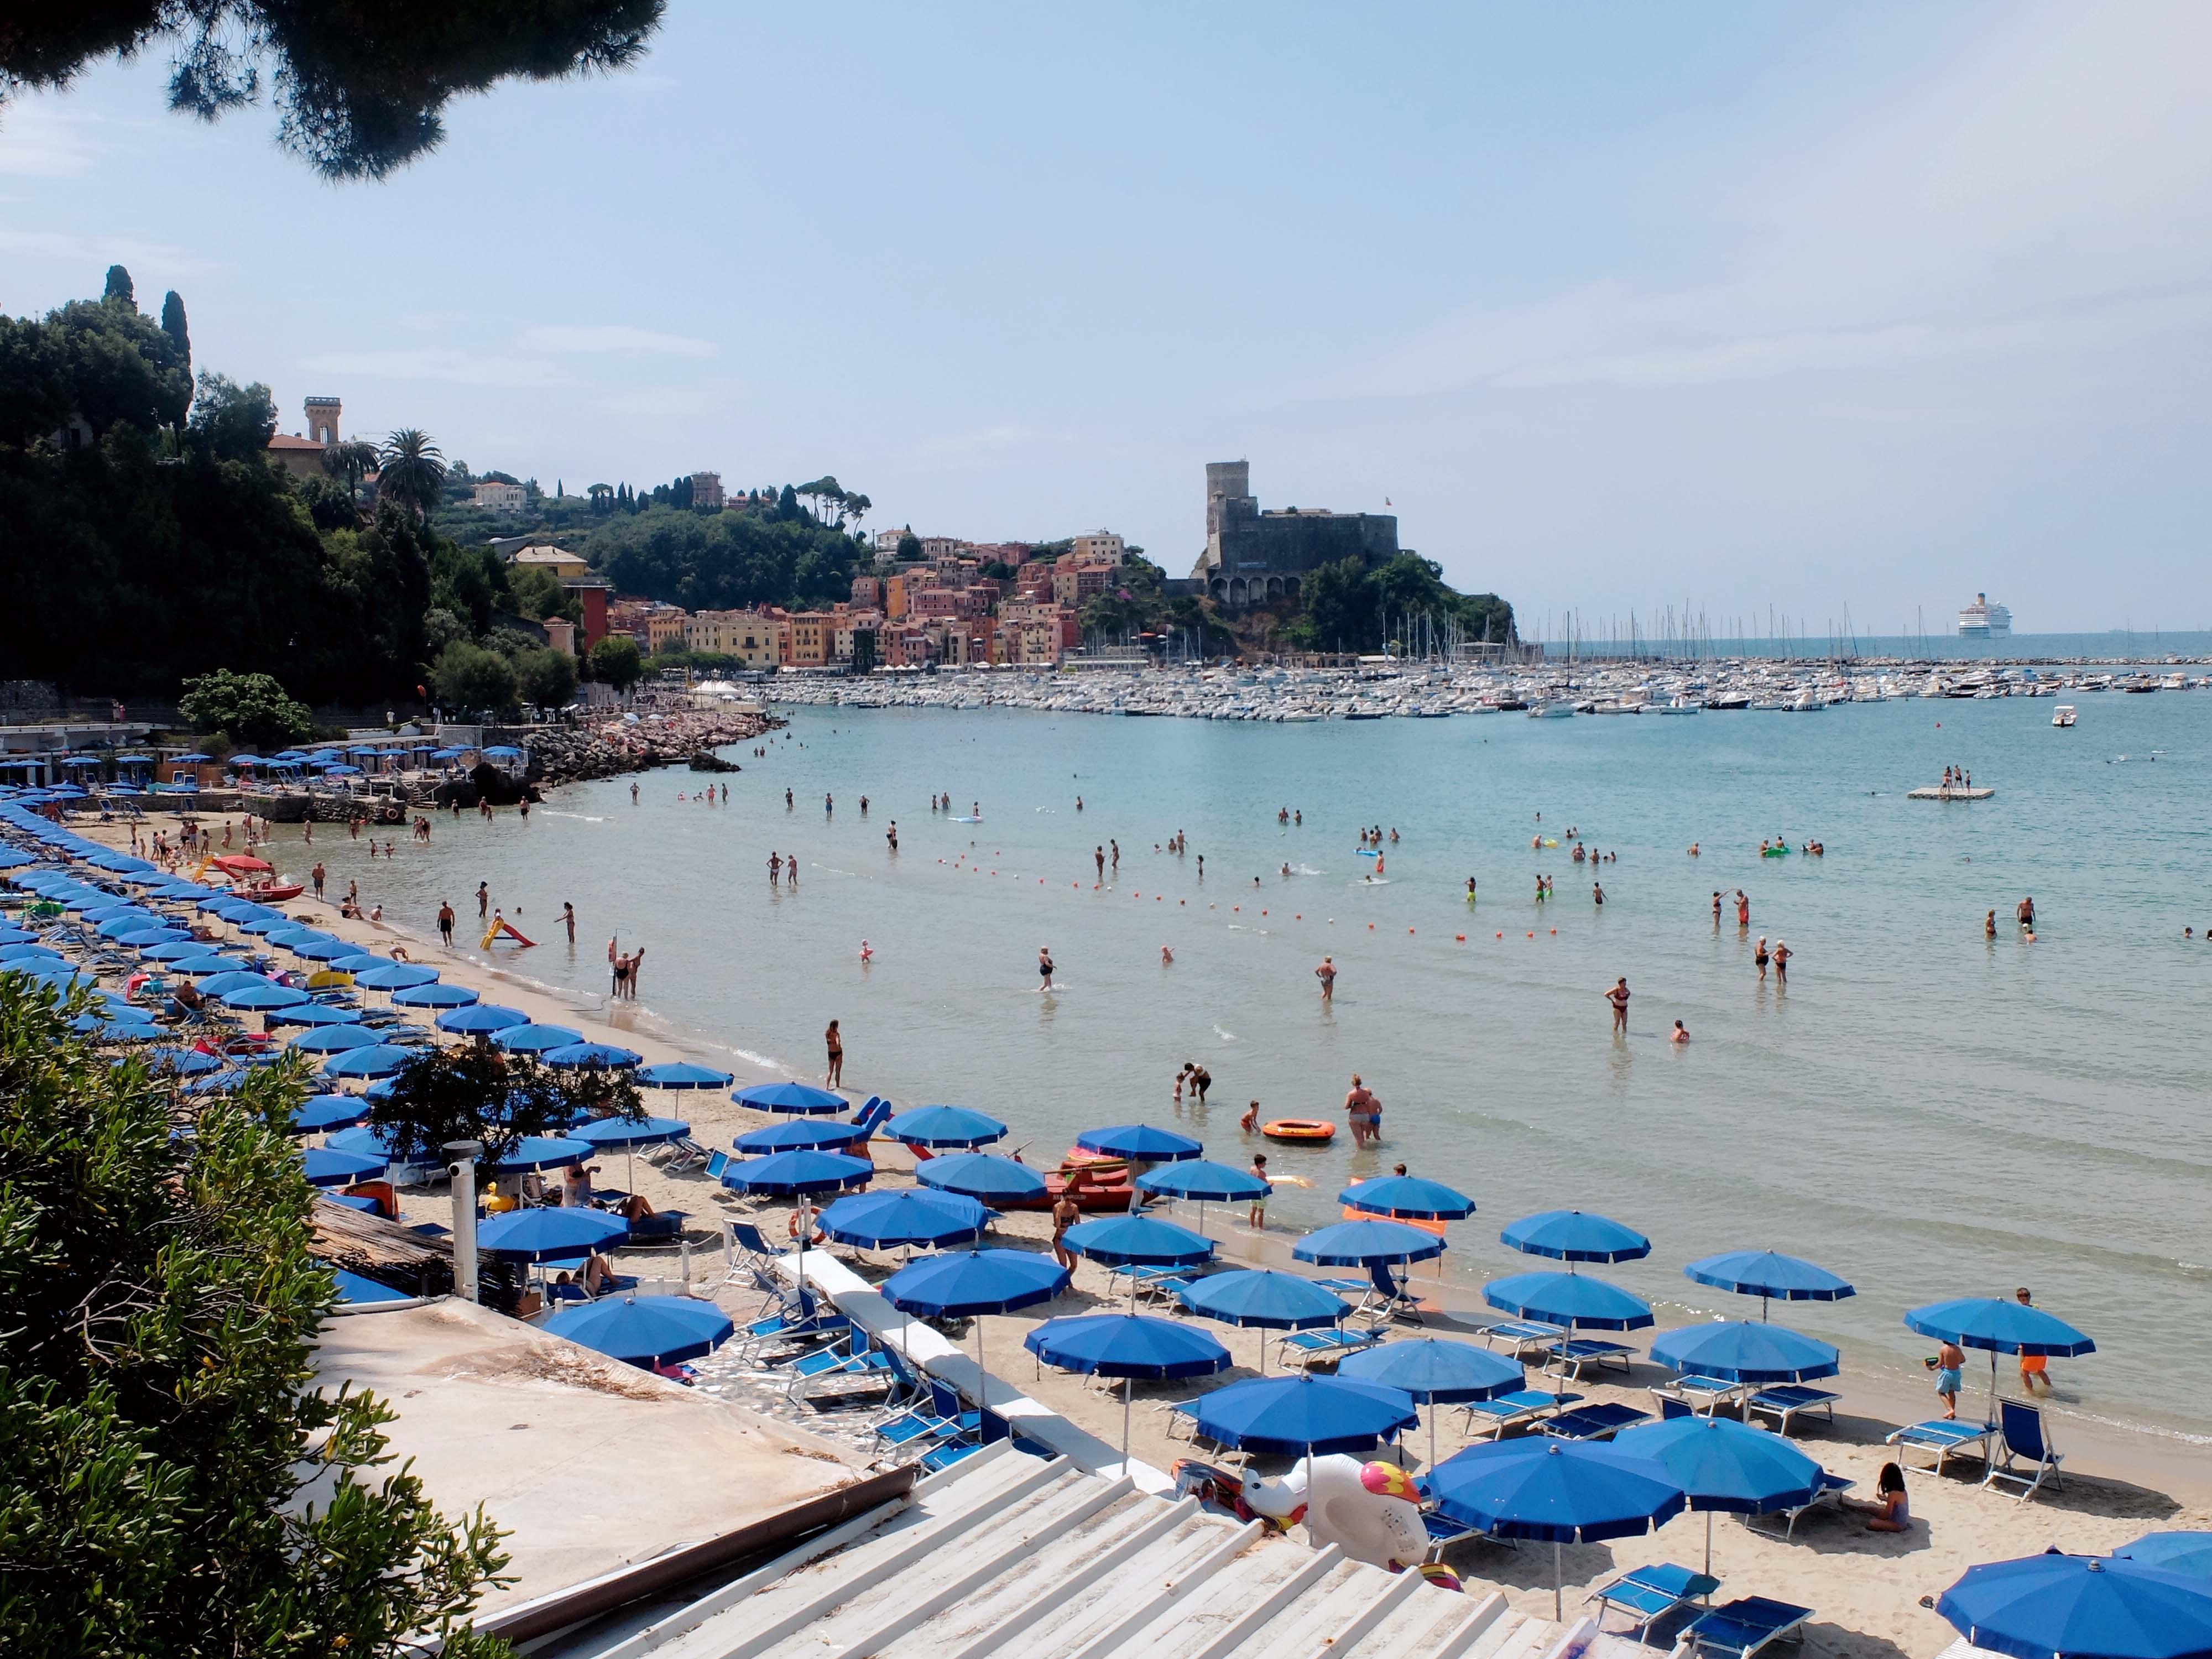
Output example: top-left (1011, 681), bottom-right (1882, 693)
top-left (1248, 1155), bottom-right (1269, 1228)
top-left (1931, 1338), bottom-right (1965, 1418)
top-left (2016, 1288), bottom-right (2053, 1393)
top-left (1315, 957), bottom-right (1335, 999)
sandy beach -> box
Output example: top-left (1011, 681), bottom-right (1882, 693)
top-left (69, 813), bottom-right (2212, 1658)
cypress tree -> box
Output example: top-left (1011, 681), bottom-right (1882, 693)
top-left (160, 290), bottom-right (190, 370)
top-left (103, 264), bottom-right (135, 306)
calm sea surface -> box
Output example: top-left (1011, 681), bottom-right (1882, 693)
top-left (265, 694), bottom-right (2212, 1440)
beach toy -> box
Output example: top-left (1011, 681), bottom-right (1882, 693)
top-left (1240, 1456), bottom-right (1433, 1574)
top-left (1262, 1119), bottom-right (1335, 1144)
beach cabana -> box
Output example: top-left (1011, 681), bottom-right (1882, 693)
top-left (1025, 1313), bottom-right (1230, 1464)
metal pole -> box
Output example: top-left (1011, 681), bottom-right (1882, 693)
top-left (445, 1141), bottom-right (482, 1302)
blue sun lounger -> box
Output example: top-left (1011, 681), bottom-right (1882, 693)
top-left (1683, 1596), bottom-right (1815, 1659)
top-left (1480, 1319), bottom-right (1569, 1360)
top-left (1459, 1388), bottom-right (1583, 1439)
top-left (1277, 1326), bottom-right (1384, 1368)
top-left (1886, 1417), bottom-right (1996, 1475)
top-left (1589, 1562), bottom-right (1722, 1637)
top-left (1749, 1472), bottom-right (1855, 1538)
top-left (1544, 1337), bottom-right (1635, 1381)
top-left (1655, 1375), bottom-right (1749, 1417)
top-left (1746, 1384), bottom-right (1840, 1434)
top-left (1537, 1401), bottom-right (1650, 1441)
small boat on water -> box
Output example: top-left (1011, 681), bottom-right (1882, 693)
top-left (1656, 695), bottom-right (1701, 715)
top-left (2053, 705), bottom-right (2077, 727)
top-left (1528, 701), bottom-right (1576, 718)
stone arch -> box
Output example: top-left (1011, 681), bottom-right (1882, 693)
top-left (1284, 576), bottom-right (1300, 599)
top-left (1265, 576), bottom-right (1283, 599)
top-left (1229, 577), bottom-right (1248, 604)
top-left (1210, 577), bottom-right (1228, 599)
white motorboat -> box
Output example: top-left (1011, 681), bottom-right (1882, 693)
top-left (1655, 695), bottom-right (1701, 715)
top-left (1528, 700), bottom-right (1577, 718)
top-left (2052, 705), bottom-right (2077, 727)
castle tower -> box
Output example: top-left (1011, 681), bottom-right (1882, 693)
top-left (1204, 460), bottom-right (1251, 564)
top-left (304, 395), bottom-right (342, 447)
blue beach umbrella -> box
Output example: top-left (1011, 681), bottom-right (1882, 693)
top-left (332, 1269), bottom-right (412, 1305)
top-left (267, 1001), bottom-right (360, 1028)
top-left (0, 925), bottom-right (36, 945)
top-left (390, 982), bottom-right (478, 1009)
top-left (1616, 1413), bottom-right (1828, 1572)
top-left (1484, 1269), bottom-right (1655, 1332)
top-left (1649, 1320), bottom-right (1840, 1384)
top-left (302, 1145), bottom-right (388, 1187)
top-left (0, 943), bottom-right (64, 964)
top-left (1074, 1123), bottom-right (1202, 1162)
top-left (1686, 1249), bottom-right (1855, 1319)
top-left (1177, 1268), bottom-right (1351, 1337)
top-left (635, 1060), bottom-right (735, 1090)
top-left (1026, 1312), bottom-right (1232, 1462)
top-left (734, 1118), bottom-right (870, 1154)
top-left (291, 938), bottom-right (359, 962)
top-left (1340, 1174), bottom-right (1477, 1221)
top-left (1907, 1297), bottom-right (2095, 1421)
top-left (1427, 1437), bottom-right (1688, 1616)
top-left (1938, 1552), bottom-right (2212, 1659)
top-left (1293, 1218), bottom-right (1447, 1266)
top-left (572, 1114), bottom-right (690, 1151)
top-left (1341, 1336), bottom-right (1526, 1466)
top-left (541, 1294), bottom-right (735, 1369)
top-left (478, 1206), bottom-right (630, 1262)
top-left (221, 980), bottom-right (309, 1011)
top-left (262, 927), bottom-right (331, 949)
top-left (1501, 1209), bottom-right (1652, 1265)
top-left (291, 1094), bottom-right (371, 1134)
top-left (145, 1046), bottom-right (224, 1076)
top-left (489, 1135), bottom-right (596, 1173)
top-left (818, 1187), bottom-right (990, 1250)
top-left (326, 1124), bottom-right (409, 1158)
top-left (733, 1080), bottom-right (848, 1116)
top-left (354, 963), bottom-right (439, 990)
top-left (722, 1147), bottom-right (873, 1295)
top-left (1190, 1372), bottom-right (1420, 1458)
top-left (880, 1247), bottom-right (1072, 1408)
top-left (287, 1023), bottom-right (383, 1054)
top-left (542, 1041), bottom-right (643, 1070)
top-left (140, 940), bottom-right (216, 962)
top-left (2119, 1537), bottom-right (2212, 1580)
top-left (494, 1022), bottom-right (583, 1053)
top-left (1137, 1159), bottom-right (1271, 1203)
top-left (320, 1044), bottom-right (414, 1079)
top-left (327, 952), bottom-right (384, 973)
top-left (885, 1104), bottom-right (1009, 1148)
top-left (197, 971), bottom-right (272, 998)
top-left (171, 953), bottom-right (254, 977)
top-left (916, 1152), bottom-right (1050, 1204)
top-left (1065, 1213), bottom-right (1214, 1306)
top-left (437, 1003), bottom-right (528, 1035)
top-left (74, 1009), bottom-right (160, 1039)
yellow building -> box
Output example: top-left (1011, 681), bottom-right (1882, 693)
top-left (684, 609), bottom-right (787, 670)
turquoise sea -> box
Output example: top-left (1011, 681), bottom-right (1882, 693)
top-left (264, 693), bottom-right (2212, 1441)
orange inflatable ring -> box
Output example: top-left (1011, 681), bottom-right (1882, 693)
top-left (1263, 1119), bottom-right (1337, 1144)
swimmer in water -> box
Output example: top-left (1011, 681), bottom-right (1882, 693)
top-left (1986, 910), bottom-right (1997, 940)
top-left (1038, 945), bottom-right (1055, 989)
top-left (859, 939), bottom-right (873, 962)
top-left (1315, 956), bottom-right (1335, 999)
top-left (1281, 862), bottom-right (1291, 878)
top-left (1161, 945), bottom-right (1173, 965)
top-left (1467, 877), bottom-right (1477, 902)
top-left (1671, 1020), bottom-right (1689, 1044)
top-left (1688, 842), bottom-right (1699, 856)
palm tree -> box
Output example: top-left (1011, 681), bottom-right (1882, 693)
top-left (377, 429), bottom-right (447, 518)
top-left (321, 439), bottom-right (379, 504)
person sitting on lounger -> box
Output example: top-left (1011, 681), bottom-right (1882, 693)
top-left (582, 1252), bottom-right (618, 1296)
top-left (1844, 1463), bottom-right (1911, 1532)
top-left (617, 1192), bottom-right (658, 1223)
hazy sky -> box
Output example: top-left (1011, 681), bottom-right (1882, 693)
top-left (6, 4), bottom-right (2209, 635)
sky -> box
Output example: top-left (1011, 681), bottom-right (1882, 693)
top-left (4, 3), bottom-right (2210, 637)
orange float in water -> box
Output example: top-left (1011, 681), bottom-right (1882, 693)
top-left (1263, 1119), bottom-right (1337, 1144)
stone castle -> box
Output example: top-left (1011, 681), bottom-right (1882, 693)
top-left (1190, 461), bottom-right (1400, 607)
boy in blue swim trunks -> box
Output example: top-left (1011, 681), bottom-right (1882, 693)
top-left (1931, 1338), bottom-right (1965, 1418)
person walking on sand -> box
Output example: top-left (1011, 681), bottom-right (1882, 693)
top-left (1050, 1184), bottom-right (1081, 1269)
top-left (1316, 956), bottom-right (1336, 999)
top-left (1248, 1155), bottom-right (1270, 1229)
top-left (824, 1019), bottom-right (844, 1087)
top-left (1605, 977), bottom-right (1631, 1032)
top-left (437, 900), bottom-right (455, 948)
top-left (1931, 1337), bottom-right (1966, 1418)
top-left (1038, 945), bottom-right (1055, 990)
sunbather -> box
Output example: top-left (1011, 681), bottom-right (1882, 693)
top-left (582, 1253), bottom-right (618, 1296)
top-left (617, 1192), bottom-right (658, 1223)
top-left (1844, 1463), bottom-right (1911, 1532)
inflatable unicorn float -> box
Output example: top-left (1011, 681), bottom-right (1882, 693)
top-left (1173, 1455), bottom-right (1461, 1591)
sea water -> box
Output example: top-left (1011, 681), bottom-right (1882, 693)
top-left (269, 694), bottom-right (2212, 1441)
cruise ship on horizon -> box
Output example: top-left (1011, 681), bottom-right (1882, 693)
top-left (1958, 592), bottom-right (2012, 637)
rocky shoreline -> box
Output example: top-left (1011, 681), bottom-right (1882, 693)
top-left (524, 706), bottom-right (782, 790)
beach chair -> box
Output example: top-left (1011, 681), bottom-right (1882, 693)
top-left (1984, 1400), bottom-right (2064, 1501)
top-left (1480, 1319), bottom-right (1569, 1360)
top-left (1682, 1596), bottom-right (1815, 1659)
top-left (1544, 1337), bottom-right (1635, 1381)
top-left (1420, 1509), bottom-right (1501, 1561)
top-left (926, 1378), bottom-right (984, 1437)
top-left (1536, 1402), bottom-right (1650, 1441)
top-left (662, 1135), bottom-right (711, 1173)
top-left (980, 1406), bottom-right (1055, 1459)
top-left (919, 1439), bottom-right (983, 1474)
top-left (702, 1150), bottom-right (731, 1186)
top-left (735, 1295), bottom-right (828, 1359)
top-left (1339, 1261), bottom-right (1426, 1326)
top-left (1749, 1472), bottom-right (1854, 1538)
top-left (1460, 1389), bottom-right (1582, 1440)
top-left (719, 1218), bottom-right (780, 1282)
top-left (871, 1397), bottom-right (963, 1456)
top-left (1886, 1418), bottom-right (1996, 1476)
top-left (782, 1327), bottom-right (890, 1401)
top-left (1746, 1384), bottom-right (1839, 1434)
top-left (849, 1095), bottom-right (895, 1137)
top-left (1589, 1562), bottom-right (1722, 1637)
top-left (1276, 1326), bottom-right (1384, 1369)
top-left (1654, 1375), bottom-right (1747, 1418)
